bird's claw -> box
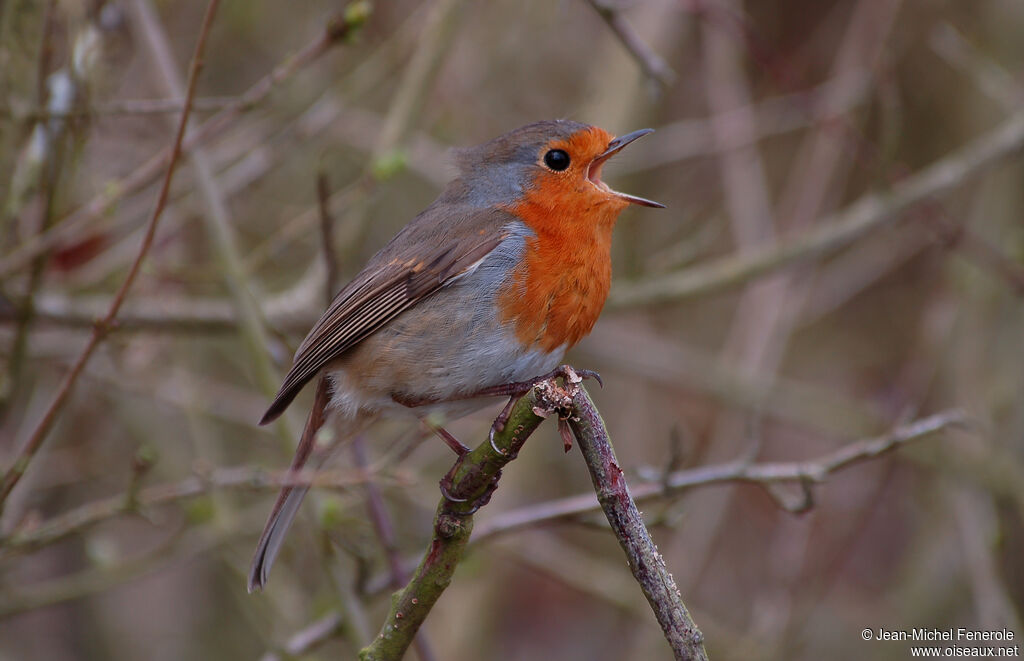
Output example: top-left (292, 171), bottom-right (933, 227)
top-left (575, 368), bottom-right (603, 388)
top-left (439, 458), bottom-right (500, 515)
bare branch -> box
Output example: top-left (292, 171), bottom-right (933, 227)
top-left (317, 169), bottom-right (340, 302)
top-left (473, 410), bottom-right (971, 542)
top-left (586, 0), bottom-right (675, 91)
top-left (609, 111), bottom-right (1024, 307)
top-left (0, 464), bottom-right (392, 555)
top-left (567, 377), bottom-right (708, 661)
top-left (0, 4), bottom-right (371, 280)
top-left (0, 95), bottom-right (241, 121)
top-left (259, 612), bottom-right (346, 661)
top-left (0, 0), bottom-right (221, 513)
top-left (357, 383), bottom-right (554, 661)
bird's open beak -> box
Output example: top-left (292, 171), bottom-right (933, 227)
top-left (586, 128), bottom-right (665, 208)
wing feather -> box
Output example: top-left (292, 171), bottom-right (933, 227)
top-left (259, 215), bottom-right (509, 425)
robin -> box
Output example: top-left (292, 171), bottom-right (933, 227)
top-left (248, 120), bottom-right (662, 592)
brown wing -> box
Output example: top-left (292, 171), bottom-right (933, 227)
top-left (259, 206), bottom-right (513, 425)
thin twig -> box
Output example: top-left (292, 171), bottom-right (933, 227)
top-left (0, 464), bottom-right (393, 555)
top-left (259, 612), bottom-right (346, 661)
top-left (472, 409), bottom-right (971, 543)
top-left (1, 0), bottom-right (62, 420)
top-left (0, 0), bottom-right (221, 514)
top-left (0, 95), bottom-right (240, 121)
top-left (351, 434), bottom-right (439, 661)
top-left (586, 0), bottom-right (675, 91)
top-left (608, 110), bottom-right (1024, 307)
top-left (0, 3), bottom-right (371, 280)
top-left (317, 169), bottom-right (340, 301)
top-left (566, 376), bottom-right (708, 661)
top-left (131, 0), bottom-right (292, 449)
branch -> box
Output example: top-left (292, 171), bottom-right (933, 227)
top-left (357, 385), bottom-right (558, 660)
top-left (473, 409), bottom-right (971, 542)
top-left (566, 373), bottom-right (708, 661)
top-left (0, 465), bottom-right (389, 555)
top-left (131, 0), bottom-right (294, 447)
top-left (259, 612), bottom-right (346, 661)
top-left (0, 0), bottom-right (221, 514)
top-left (0, 2), bottom-right (371, 281)
top-left (0, 525), bottom-right (218, 619)
top-left (351, 434), bottom-right (439, 661)
top-left (609, 110), bottom-right (1024, 307)
top-left (586, 0), bottom-right (675, 91)
top-left (359, 370), bottom-right (711, 661)
top-left (0, 95), bottom-right (241, 121)
top-left (317, 169), bottom-right (340, 301)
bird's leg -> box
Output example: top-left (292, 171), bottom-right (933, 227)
top-left (424, 420), bottom-right (470, 456)
top-left (471, 365), bottom-right (603, 402)
top-left (421, 421), bottom-right (485, 507)
top-left (399, 364), bottom-right (602, 481)
top-left (391, 365), bottom-right (603, 411)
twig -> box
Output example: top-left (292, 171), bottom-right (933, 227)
top-left (608, 110), bottom-right (1024, 307)
top-left (259, 612), bottom-right (346, 661)
top-left (351, 434), bottom-right (439, 661)
top-left (473, 409), bottom-right (970, 543)
top-left (0, 464), bottom-right (391, 555)
top-left (566, 376), bottom-right (708, 661)
top-left (930, 23), bottom-right (1024, 110)
top-left (317, 169), bottom-right (340, 301)
top-left (0, 95), bottom-right (240, 121)
top-left (0, 0), bottom-right (221, 514)
top-left (0, 3), bottom-right (371, 281)
top-left (370, 0), bottom-right (464, 166)
top-left (340, 0), bottom-right (465, 264)
top-left (1, 0), bottom-right (63, 419)
top-left (361, 409), bottom-right (971, 599)
top-left (358, 371), bottom-right (711, 660)
top-left (586, 0), bottom-right (675, 91)
top-left (0, 525), bottom-right (222, 619)
top-left (131, 0), bottom-right (293, 450)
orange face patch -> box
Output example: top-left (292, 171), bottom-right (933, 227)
top-left (497, 127), bottom-right (632, 352)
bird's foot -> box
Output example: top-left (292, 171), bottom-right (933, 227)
top-left (438, 457), bottom-right (500, 515)
top-left (482, 365), bottom-right (600, 453)
top-left (425, 421), bottom-right (471, 456)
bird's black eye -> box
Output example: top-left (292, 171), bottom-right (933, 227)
top-left (543, 149), bottom-right (570, 171)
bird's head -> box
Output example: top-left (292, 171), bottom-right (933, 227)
top-left (451, 120), bottom-right (663, 215)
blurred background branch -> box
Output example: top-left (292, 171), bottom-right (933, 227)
top-left (2, 1), bottom-right (1023, 660)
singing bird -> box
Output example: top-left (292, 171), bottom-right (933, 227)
top-left (249, 120), bottom-right (662, 591)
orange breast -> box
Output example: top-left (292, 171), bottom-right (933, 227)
top-left (498, 164), bottom-right (628, 352)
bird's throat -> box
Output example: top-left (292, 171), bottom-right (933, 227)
top-left (498, 192), bottom-right (624, 352)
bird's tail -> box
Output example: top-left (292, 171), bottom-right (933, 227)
top-left (248, 376), bottom-right (333, 593)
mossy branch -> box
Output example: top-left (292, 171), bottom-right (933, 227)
top-left (359, 370), bottom-right (708, 660)
top-left (358, 386), bottom-right (553, 660)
